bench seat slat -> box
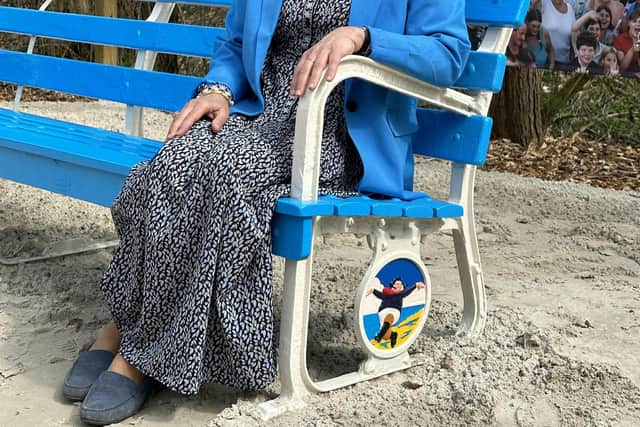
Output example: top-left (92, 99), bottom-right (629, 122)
top-left (272, 195), bottom-right (464, 260)
top-left (0, 7), bottom-right (223, 58)
top-left (0, 50), bottom-right (199, 111)
top-left (275, 196), bottom-right (463, 220)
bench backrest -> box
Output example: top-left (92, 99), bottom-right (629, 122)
top-left (0, 0), bottom-right (528, 165)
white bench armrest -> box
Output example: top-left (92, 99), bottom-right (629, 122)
top-left (291, 55), bottom-right (478, 202)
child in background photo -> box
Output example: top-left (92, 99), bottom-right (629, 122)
top-left (559, 31), bottom-right (605, 72)
top-left (572, 13), bottom-right (608, 60)
top-left (599, 46), bottom-right (621, 74)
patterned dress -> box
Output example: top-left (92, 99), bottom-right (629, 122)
top-left (100, 0), bottom-right (361, 394)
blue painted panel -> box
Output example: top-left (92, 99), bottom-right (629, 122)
top-left (455, 52), bottom-right (507, 92)
top-left (0, 50), bottom-right (200, 111)
top-left (271, 215), bottom-right (313, 260)
top-left (0, 108), bottom-right (161, 175)
top-left (0, 7), bottom-right (222, 58)
top-left (412, 109), bottom-right (493, 165)
top-left (431, 200), bottom-right (464, 218)
top-left (0, 145), bottom-right (126, 207)
top-left (275, 197), bottom-right (334, 217)
top-left (466, 0), bottom-right (529, 27)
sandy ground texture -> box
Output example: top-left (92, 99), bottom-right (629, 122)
top-left (1, 101), bottom-right (639, 426)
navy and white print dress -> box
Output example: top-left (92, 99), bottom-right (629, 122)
top-left (101, 0), bottom-right (361, 394)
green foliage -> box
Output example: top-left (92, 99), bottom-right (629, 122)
top-left (541, 71), bottom-right (640, 147)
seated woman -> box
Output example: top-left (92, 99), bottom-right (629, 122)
top-left (60, 0), bottom-right (471, 425)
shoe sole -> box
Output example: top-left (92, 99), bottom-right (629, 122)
top-left (62, 381), bottom-right (89, 402)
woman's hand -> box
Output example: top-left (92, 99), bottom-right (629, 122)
top-left (166, 94), bottom-right (231, 141)
top-left (290, 26), bottom-right (366, 96)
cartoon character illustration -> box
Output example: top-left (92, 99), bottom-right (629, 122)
top-left (366, 278), bottom-right (425, 348)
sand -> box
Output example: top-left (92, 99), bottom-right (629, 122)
top-left (0, 101), bottom-right (639, 426)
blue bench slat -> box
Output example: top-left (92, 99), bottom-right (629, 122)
top-left (275, 194), bottom-right (462, 220)
top-left (0, 8), bottom-right (222, 58)
top-left (412, 109), bottom-right (492, 165)
top-left (431, 200), bottom-right (464, 218)
top-left (275, 197), bottom-right (334, 217)
top-left (402, 198), bottom-right (434, 219)
top-left (0, 145), bottom-right (126, 207)
top-left (151, 0), bottom-right (232, 5)
top-left (0, 108), bottom-right (160, 176)
top-left (370, 198), bottom-right (405, 217)
top-left (455, 51), bottom-right (507, 92)
top-left (0, 50), bottom-right (199, 111)
top-left (332, 195), bottom-right (372, 216)
top-left (466, 0), bottom-right (529, 27)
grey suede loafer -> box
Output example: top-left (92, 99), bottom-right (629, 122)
top-left (62, 350), bottom-right (115, 401)
top-left (79, 371), bottom-right (155, 426)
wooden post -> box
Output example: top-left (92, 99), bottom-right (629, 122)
top-left (94, 0), bottom-right (118, 65)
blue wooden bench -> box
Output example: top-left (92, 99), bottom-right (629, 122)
top-left (0, 0), bottom-right (528, 419)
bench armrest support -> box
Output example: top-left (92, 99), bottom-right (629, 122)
top-left (291, 55), bottom-right (479, 202)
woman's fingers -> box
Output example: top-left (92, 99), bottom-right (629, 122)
top-left (307, 50), bottom-right (331, 90)
top-left (166, 97), bottom-right (230, 141)
top-left (211, 107), bottom-right (229, 133)
top-left (325, 51), bottom-right (343, 82)
top-left (291, 51), bottom-right (317, 96)
top-left (174, 103), bottom-right (209, 137)
top-left (167, 101), bottom-right (195, 140)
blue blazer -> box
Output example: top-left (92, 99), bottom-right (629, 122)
top-left (203, 0), bottom-right (470, 199)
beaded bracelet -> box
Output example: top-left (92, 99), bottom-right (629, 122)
top-left (195, 82), bottom-right (235, 106)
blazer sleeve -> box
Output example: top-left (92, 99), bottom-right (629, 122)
top-left (202, 1), bottom-right (250, 100)
top-left (367, 0), bottom-right (470, 87)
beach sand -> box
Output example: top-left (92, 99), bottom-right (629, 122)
top-left (1, 101), bottom-right (639, 426)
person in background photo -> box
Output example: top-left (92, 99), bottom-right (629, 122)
top-left (568, 0), bottom-right (589, 18)
top-left (599, 45), bottom-right (621, 74)
top-left (571, 13), bottom-right (608, 60)
top-left (507, 23), bottom-right (529, 65)
top-left (613, 8), bottom-right (640, 75)
top-left (541, 0), bottom-right (577, 66)
top-left (526, 8), bottom-right (556, 68)
top-left (559, 31), bottom-right (605, 72)
top-left (588, 0), bottom-right (626, 28)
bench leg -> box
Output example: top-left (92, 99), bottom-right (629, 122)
top-left (448, 164), bottom-right (487, 337)
top-left (257, 257), bottom-right (316, 420)
top-left (452, 212), bottom-right (487, 337)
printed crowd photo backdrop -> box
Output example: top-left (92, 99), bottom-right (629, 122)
top-left (470, 0), bottom-right (639, 78)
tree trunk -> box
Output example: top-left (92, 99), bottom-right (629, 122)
top-left (488, 66), bottom-right (544, 149)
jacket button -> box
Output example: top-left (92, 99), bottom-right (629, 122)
top-left (346, 100), bottom-right (358, 112)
